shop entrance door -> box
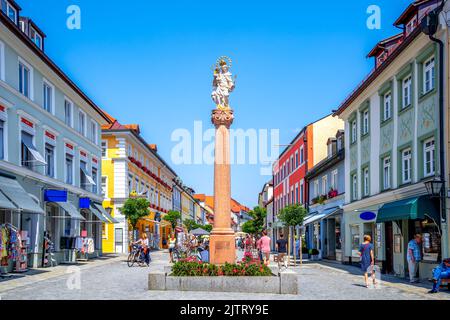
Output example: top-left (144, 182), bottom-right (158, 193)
top-left (115, 228), bottom-right (124, 253)
top-left (384, 222), bottom-right (394, 274)
top-left (327, 219), bottom-right (336, 260)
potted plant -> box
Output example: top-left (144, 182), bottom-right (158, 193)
top-left (302, 247), bottom-right (309, 260)
top-left (309, 248), bottom-right (320, 260)
top-left (328, 188), bottom-right (338, 199)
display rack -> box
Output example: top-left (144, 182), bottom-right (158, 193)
top-left (14, 231), bottom-right (29, 273)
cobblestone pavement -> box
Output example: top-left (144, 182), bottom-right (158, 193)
top-left (0, 251), bottom-right (449, 300)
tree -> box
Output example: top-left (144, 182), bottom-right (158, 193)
top-left (278, 204), bottom-right (308, 266)
top-left (183, 218), bottom-right (198, 232)
top-left (241, 206), bottom-right (267, 235)
top-left (163, 210), bottom-right (181, 230)
top-left (119, 197), bottom-right (150, 243)
top-left (200, 224), bottom-right (213, 233)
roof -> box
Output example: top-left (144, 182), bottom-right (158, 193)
top-left (0, 13), bottom-right (111, 124)
top-left (394, 0), bottom-right (435, 26)
top-left (333, 26), bottom-right (422, 116)
top-left (102, 115), bottom-right (178, 177)
top-left (367, 33), bottom-right (403, 58)
top-left (193, 194), bottom-right (250, 213)
top-left (275, 113), bottom-right (333, 164)
top-left (305, 149), bottom-right (345, 180)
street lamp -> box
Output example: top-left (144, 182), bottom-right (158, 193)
top-left (425, 179), bottom-right (444, 198)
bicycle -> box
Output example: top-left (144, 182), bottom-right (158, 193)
top-left (127, 244), bottom-right (148, 267)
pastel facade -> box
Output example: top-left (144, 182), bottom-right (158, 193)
top-left (101, 118), bottom-right (176, 253)
top-left (0, 1), bottom-right (110, 268)
top-left (335, 0), bottom-right (447, 278)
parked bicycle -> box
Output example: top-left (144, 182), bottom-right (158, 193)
top-left (127, 244), bottom-right (148, 267)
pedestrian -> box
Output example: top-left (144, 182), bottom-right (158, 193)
top-left (276, 234), bottom-right (288, 268)
top-left (407, 234), bottom-right (422, 283)
top-left (358, 235), bottom-right (375, 288)
top-left (429, 258), bottom-right (450, 294)
top-left (260, 230), bottom-right (271, 266)
top-left (295, 236), bottom-right (301, 259)
top-left (168, 233), bottom-right (177, 263)
top-left (256, 235), bottom-right (263, 261)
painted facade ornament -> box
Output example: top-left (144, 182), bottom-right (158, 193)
top-left (211, 56), bottom-right (236, 110)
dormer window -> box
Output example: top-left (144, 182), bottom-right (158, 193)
top-left (30, 27), bottom-right (42, 49)
top-left (405, 16), bottom-right (417, 36)
top-left (1, 0), bottom-right (18, 24)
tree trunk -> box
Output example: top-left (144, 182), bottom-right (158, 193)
top-left (293, 226), bottom-right (296, 267)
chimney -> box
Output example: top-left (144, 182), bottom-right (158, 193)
top-left (149, 144), bottom-right (157, 152)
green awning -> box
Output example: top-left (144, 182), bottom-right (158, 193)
top-left (377, 195), bottom-right (440, 223)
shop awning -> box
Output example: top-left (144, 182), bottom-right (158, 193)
top-left (92, 203), bottom-right (119, 224)
top-left (80, 167), bottom-right (96, 185)
top-left (58, 201), bottom-right (85, 221)
top-left (376, 195), bottom-right (440, 223)
top-left (22, 133), bottom-right (46, 165)
top-left (89, 205), bottom-right (109, 223)
top-left (0, 175), bottom-right (44, 214)
top-left (303, 207), bottom-right (341, 226)
top-left (0, 190), bottom-right (18, 210)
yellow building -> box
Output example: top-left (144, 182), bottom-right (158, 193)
top-left (101, 115), bottom-right (177, 253)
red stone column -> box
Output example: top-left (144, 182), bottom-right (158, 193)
top-left (209, 109), bottom-right (236, 264)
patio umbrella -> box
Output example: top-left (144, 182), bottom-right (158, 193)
top-left (190, 228), bottom-right (210, 236)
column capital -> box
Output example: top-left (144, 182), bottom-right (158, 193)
top-left (211, 108), bottom-right (234, 128)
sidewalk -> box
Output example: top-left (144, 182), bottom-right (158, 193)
top-left (308, 259), bottom-right (450, 300)
top-left (0, 254), bottom-right (125, 294)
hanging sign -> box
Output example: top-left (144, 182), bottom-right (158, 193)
top-left (360, 211), bottom-right (376, 221)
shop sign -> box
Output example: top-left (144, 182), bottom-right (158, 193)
top-left (360, 211), bottom-right (376, 221)
top-left (79, 197), bottom-right (90, 209)
top-left (44, 190), bottom-right (67, 202)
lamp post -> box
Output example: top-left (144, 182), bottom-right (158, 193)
top-left (425, 178), bottom-right (447, 259)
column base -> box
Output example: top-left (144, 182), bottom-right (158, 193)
top-left (209, 230), bottom-right (236, 265)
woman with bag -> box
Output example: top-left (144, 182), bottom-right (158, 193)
top-left (358, 235), bottom-right (376, 288)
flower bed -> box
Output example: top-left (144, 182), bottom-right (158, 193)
top-left (171, 257), bottom-right (272, 277)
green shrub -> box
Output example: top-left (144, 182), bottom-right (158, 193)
top-left (309, 248), bottom-right (320, 256)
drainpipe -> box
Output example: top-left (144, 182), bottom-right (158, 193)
top-left (421, 1), bottom-right (448, 258)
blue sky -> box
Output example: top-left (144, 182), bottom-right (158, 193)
top-left (24, 0), bottom-right (411, 207)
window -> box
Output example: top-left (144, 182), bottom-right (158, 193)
top-left (424, 138), bottom-right (435, 177)
top-left (295, 186), bottom-right (299, 203)
top-left (363, 168), bottom-right (369, 196)
top-left (127, 144), bottom-right (132, 156)
top-left (0, 41), bottom-right (5, 82)
top-left (331, 170), bottom-right (338, 190)
top-left (322, 175), bottom-right (327, 195)
top-left (383, 157), bottom-right (391, 190)
top-left (19, 62), bottom-right (30, 98)
top-left (65, 154), bottom-right (73, 185)
top-left (362, 110), bottom-right (369, 135)
top-left (21, 131), bottom-right (45, 169)
top-left (351, 119), bottom-right (357, 143)
top-left (64, 99), bottom-right (73, 127)
top-left (300, 146), bottom-right (304, 164)
top-left (101, 141), bottom-right (107, 158)
top-left (402, 75), bottom-right (412, 109)
top-left (44, 143), bottom-right (55, 178)
top-left (352, 174), bottom-right (358, 201)
top-left (384, 92), bottom-right (392, 121)
top-left (92, 167), bottom-right (98, 194)
top-left (2, 1), bottom-right (17, 23)
top-left (424, 57), bottom-right (435, 94)
top-left (80, 160), bottom-right (95, 191)
top-left (313, 180), bottom-right (319, 198)
top-left (30, 28), bottom-right (43, 49)
top-left (0, 120), bottom-right (3, 160)
top-left (90, 121), bottom-right (98, 144)
top-left (300, 181), bottom-right (304, 204)
top-left (402, 148), bottom-right (412, 184)
top-left (290, 156), bottom-right (294, 172)
top-left (43, 81), bottom-right (53, 113)
top-left (78, 111), bottom-right (86, 136)
top-left (295, 151), bottom-right (299, 167)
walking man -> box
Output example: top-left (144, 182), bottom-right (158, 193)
top-left (276, 234), bottom-right (288, 268)
top-left (407, 234), bottom-right (422, 283)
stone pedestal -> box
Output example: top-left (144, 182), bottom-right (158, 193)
top-left (209, 108), bottom-right (236, 265)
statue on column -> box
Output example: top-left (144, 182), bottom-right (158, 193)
top-left (211, 56), bottom-right (236, 110)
